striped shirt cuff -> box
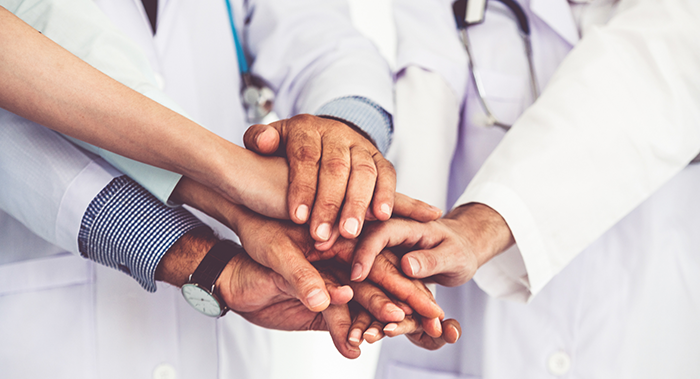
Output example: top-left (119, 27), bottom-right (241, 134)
top-left (78, 175), bottom-right (205, 292)
top-left (315, 96), bottom-right (393, 154)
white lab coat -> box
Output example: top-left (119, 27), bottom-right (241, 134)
top-left (0, 0), bottom-right (392, 377)
top-left (379, 0), bottom-right (700, 377)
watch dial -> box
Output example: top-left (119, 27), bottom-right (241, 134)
top-left (182, 284), bottom-right (222, 317)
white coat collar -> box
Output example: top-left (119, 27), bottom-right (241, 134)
top-left (529, 0), bottom-right (580, 45)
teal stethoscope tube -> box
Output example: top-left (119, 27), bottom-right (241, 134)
top-left (224, 0), bottom-right (249, 75)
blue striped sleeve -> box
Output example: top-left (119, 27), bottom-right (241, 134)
top-left (78, 175), bottom-right (205, 292)
top-left (315, 96), bottom-right (393, 154)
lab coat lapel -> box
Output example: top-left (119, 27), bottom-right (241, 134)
top-left (529, 0), bottom-right (580, 45)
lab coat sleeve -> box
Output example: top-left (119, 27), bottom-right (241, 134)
top-left (3, 0), bottom-right (186, 203)
top-left (0, 110), bottom-right (205, 291)
top-left (245, 0), bottom-right (394, 140)
top-left (456, 0), bottom-right (700, 301)
top-left (0, 110), bottom-right (119, 255)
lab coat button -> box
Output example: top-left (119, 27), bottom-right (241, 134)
top-left (547, 351), bottom-right (571, 376)
top-left (154, 73), bottom-right (165, 90)
top-left (153, 363), bottom-right (177, 379)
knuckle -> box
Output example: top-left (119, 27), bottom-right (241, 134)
top-left (346, 198), bottom-right (371, 213)
top-left (421, 253), bottom-right (439, 272)
top-left (323, 156), bottom-right (351, 175)
top-left (291, 144), bottom-right (321, 163)
top-left (316, 199), bottom-right (342, 215)
top-left (289, 113), bottom-right (316, 126)
top-left (352, 160), bottom-right (378, 178)
top-left (289, 181), bottom-right (317, 198)
top-left (377, 159), bottom-right (396, 174)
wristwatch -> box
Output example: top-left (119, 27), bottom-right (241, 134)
top-left (181, 239), bottom-right (242, 317)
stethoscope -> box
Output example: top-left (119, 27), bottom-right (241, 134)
top-left (452, 0), bottom-right (539, 131)
top-left (224, 0), bottom-right (276, 124)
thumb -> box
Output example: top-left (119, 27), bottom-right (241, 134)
top-left (277, 255), bottom-right (332, 312)
top-left (243, 123), bottom-right (281, 155)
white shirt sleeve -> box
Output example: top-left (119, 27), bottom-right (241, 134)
top-left (457, 0), bottom-right (700, 301)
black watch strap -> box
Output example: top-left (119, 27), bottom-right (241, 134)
top-left (190, 240), bottom-right (242, 291)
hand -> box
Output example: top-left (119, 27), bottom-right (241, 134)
top-left (233, 205), bottom-right (444, 322)
top-left (244, 114), bottom-right (398, 242)
top-left (216, 252), bottom-right (364, 359)
top-left (351, 203), bottom-right (515, 287)
top-left (172, 177), bottom-right (444, 317)
top-left (343, 251), bottom-right (461, 351)
top-left (354, 313), bottom-right (462, 351)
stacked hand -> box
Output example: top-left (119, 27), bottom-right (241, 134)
top-left (166, 115), bottom-right (514, 356)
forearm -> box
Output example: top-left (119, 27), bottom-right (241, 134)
top-left (0, 7), bottom-right (245, 199)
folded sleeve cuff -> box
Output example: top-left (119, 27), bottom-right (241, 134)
top-left (78, 175), bottom-right (205, 291)
top-left (315, 96), bottom-right (393, 154)
top-left (454, 182), bottom-right (556, 302)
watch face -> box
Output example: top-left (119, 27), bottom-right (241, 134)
top-left (181, 284), bottom-right (222, 317)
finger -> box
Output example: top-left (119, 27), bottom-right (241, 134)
top-left (286, 124), bottom-right (322, 225)
top-left (348, 279), bottom-right (405, 323)
top-left (266, 248), bottom-right (331, 312)
top-left (309, 140), bottom-right (351, 242)
top-left (338, 146), bottom-right (377, 239)
top-left (327, 284), bottom-right (354, 305)
top-left (442, 319), bottom-right (462, 344)
top-left (363, 321), bottom-right (385, 344)
top-left (392, 193), bottom-right (442, 222)
top-left (319, 261), bottom-right (354, 305)
top-left (322, 303), bottom-right (361, 359)
top-left (401, 244), bottom-right (477, 286)
top-left (421, 316), bottom-right (443, 338)
top-left (351, 219), bottom-right (419, 282)
top-left (405, 318), bottom-right (461, 351)
top-left (383, 315), bottom-right (422, 337)
top-left (313, 223), bottom-right (342, 252)
top-left (243, 123), bottom-right (282, 155)
top-left (369, 157), bottom-right (396, 221)
top-left (348, 306), bottom-right (373, 347)
top-left (367, 253), bottom-right (444, 320)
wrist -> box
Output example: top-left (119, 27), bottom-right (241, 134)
top-left (446, 203), bottom-right (515, 266)
top-left (155, 226), bottom-right (218, 287)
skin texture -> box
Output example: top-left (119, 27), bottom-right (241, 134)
top-left (244, 114), bottom-right (402, 242)
top-left (352, 203), bottom-right (516, 287)
top-left (171, 176), bottom-right (442, 315)
top-left (156, 228), bottom-right (457, 358)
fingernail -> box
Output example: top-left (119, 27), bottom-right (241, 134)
top-left (295, 205), bottom-right (309, 222)
top-left (407, 256), bottom-right (420, 276)
top-left (306, 288), bottom-right (329, 309)
top-left (434, 318), bottom-right (443, 334)
top-left (380, 203), bottom-right (392, 217)
top-left (316, 223), bottom-right (331, 241)
top-left (364, 328), bottom-right (378, 338)
top-left (451, 325), bottom-right (460, 340)
top-left (344, 218), bottom-right (359, 236)
top-left (348, 328), bottom-right (362, 343)
top-left (351, 263), bottom-right (363, 281)
top-left (383, 324), bottom-right (398, 333)
top-left (429, 205), bottom-right (442, 213)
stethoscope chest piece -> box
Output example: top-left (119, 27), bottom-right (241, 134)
top-left (241, 73), bottom-right (275, 124)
